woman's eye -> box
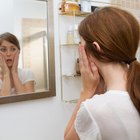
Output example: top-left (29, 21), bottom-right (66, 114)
top-left (0, 47), bottom-right (6, 52)
top-left (11, 47), bottom-right (17, 51)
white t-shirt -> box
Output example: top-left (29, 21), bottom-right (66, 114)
top-left (74, 90), bottom-right (140, 140)
top-left (0, 68), bottom-right (35, 94)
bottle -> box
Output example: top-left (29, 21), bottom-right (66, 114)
top-left (67, 25), bottom-right (74, 44)
top-left (64, 1), bottom-right (80, 14)
top-left (74, 24), bottom-right (80, 44)
top-left (80, 0), bottom-right (91, 12)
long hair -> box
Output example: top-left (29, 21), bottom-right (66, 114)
top-left (0, 32), bottom-right (20, 50)
top-left (79, 6), bottom-right (140, 114)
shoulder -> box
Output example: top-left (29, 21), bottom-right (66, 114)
top-left (83, 90), bottom-right (130, 116)
top-left (84, 90), bottom-right (129, 106)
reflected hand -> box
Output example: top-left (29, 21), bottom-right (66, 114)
top-left (11, 50), bottom-right (19, 74)
top-left (79, 45), bottom-right (100, 98)
top-left (0, 53), bottom-right (10, 76)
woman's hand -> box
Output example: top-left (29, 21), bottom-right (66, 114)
top-left (11, 50), bottom-right (19, 74)
top-left (79, 45), bottom-right (100, 99)
top-left (0, 53), bottom-right (10, 76)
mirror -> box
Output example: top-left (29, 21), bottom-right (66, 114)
top-left (0, 0), bottom-right (55, 104)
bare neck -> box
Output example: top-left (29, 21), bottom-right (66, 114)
top-left (100, 63), bottom-right (128, 92)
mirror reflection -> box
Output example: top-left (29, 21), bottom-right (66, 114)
top-left (0, 0), bottom-right (55, 101)
top-left (22, 17), bottom-right (49, 92)
top-left (0, 32), bottom-right (35, 96)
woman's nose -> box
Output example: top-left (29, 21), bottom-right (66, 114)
top-left (6, 50), bottom-right (12, 56)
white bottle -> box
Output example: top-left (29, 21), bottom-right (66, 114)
top-left (74, 24), bottom-right (80, 44)
top-left (67, 25), bottom-right (74, 44)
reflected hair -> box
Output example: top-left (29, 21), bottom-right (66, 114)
top-left (79, 6), bottom-right (140, 114)
top-left (0, 32), bottom-right (20, 50)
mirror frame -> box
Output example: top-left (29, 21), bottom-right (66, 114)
top-left (0, 0), bottom-right (56, 104)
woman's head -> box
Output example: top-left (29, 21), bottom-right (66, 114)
top-left (79, 6), bottom-right (140, 114)
top-left (0, 32), bottom-right (20, 67)
top-left (0, 32), bottom-right (20, 50)
top-left (79, 6), bottom-right (140, 64)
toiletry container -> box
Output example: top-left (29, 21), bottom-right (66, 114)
top-left (67, 25), bottom-right (74, 44)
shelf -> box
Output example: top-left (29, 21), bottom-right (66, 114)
top-left (63, 99), bottom-right (78, 103)
top-left (59, 11), bottom-right (90, 17)
top-left (62, 74), bottom-right (81, 78)
top-left (60, 43), bottom-right (79, 47)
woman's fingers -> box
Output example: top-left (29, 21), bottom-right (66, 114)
top-left (13, 50), bottom-right (19, 67)
top-left (0, 54), bottom-right (9, 75)
top-left (79, 45), bottom-right (90, 75)
top-left (0, 54), bottom-right (4, 67)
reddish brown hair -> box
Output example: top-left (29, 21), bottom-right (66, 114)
top-left (0, 32), bottom-right (20, 50)
top-left (79, 7), bottom-right (140, 114)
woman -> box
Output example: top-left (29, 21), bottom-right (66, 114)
top-left (0, 32), bottom-right (35, 96)
top-left (64, 6), bottom-right (140, 140)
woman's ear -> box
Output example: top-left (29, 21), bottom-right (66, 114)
top-left (93, 41), bottom-right (101, 52)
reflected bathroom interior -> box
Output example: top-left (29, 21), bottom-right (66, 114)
top-left (0, 0), bottom-right (55, 104)
top-left (22, 18), bottom-right (49, 92)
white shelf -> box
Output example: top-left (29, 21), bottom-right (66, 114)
top-left (60, 43), bottom-right (79, 47)
top-left (62, 74), bottom-right (81, 78)
top-left (63, 99), bottom-right (78, 104)
top-left (59, 11), bottom-right (90, 17)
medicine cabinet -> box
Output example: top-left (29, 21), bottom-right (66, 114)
top-left (58, 0), bottom-right (140, 103)
top-left (58, 2), bottom-right (90, 103)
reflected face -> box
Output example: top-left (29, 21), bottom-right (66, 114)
top-left (0, 40), bottom-right (18, 67)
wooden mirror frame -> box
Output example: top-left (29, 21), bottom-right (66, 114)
top-left (0, 0), bottom-right (56, 104)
